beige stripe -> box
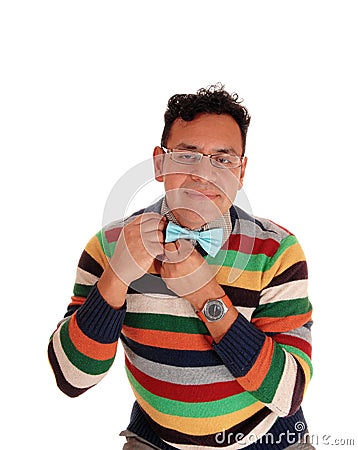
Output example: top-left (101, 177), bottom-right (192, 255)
top-left (75, 267), bottom-right (99, 286)
top-left (52, 321), bottom-right (106, 389)
top-left (126, 294), bottom-right (197, 317)
top-left (233, 216), bottom-right (289, 242)
top-left (126, 294), bottom-right (255, 323)
top-left (265, 349), bottom-right (297, 416)
top-left (237, 306), bottom-right (255, 322)
top-left (260, 280), bottom-right (308, 305)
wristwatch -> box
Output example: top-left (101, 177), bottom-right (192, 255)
top-left (196, 295), bottom-right (232, 323)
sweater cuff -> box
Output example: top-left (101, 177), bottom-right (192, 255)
top-left (213, 313), bottom-right (266, 378)
top-left (75, 283), bottom-right (126, 344)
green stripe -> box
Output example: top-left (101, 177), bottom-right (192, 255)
top-left (280, 344), bottom-right (313, 378)
top-left (206, 235), bottom-right (299, 272)
top-left (206, 250), bottom-right (268, 271)
top-left (253, 297), bottom-right (312, 319)
top-left (96, 230), bottom-right (107, 255)
top-left (124, 312), bottom-right (209, 335)
top-left (73, 283), bottom-right (92, 297)
top-left (104, 241), bottom-right (116, 258)
top-left (251, 344), bottom-right (285, 403)
top-left (59, 319), bottom-right (114, 375)
top-left (98, 229), bottom-right (116, 258)
top-left (126, 367), bottom-right (258, 418)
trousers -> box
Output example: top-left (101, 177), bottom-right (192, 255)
top-left (120, 430), bottom-right (316, 449)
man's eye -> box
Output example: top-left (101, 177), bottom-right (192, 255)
top-left (215, 156), bottom-right (233, 165)
top-left (177, 153), bottom-right (197, 160)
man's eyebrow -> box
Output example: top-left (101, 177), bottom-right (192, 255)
top-left (214, 147), bottom-right (238, 154)
top-left (175, 143), bottom-right (238, 154)
top-left (175, 143), bottom-right (198, 150)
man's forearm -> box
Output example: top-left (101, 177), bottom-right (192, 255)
top-left (204, 306), bottom-right (238, 343)
top-left (48, 282), bottom-right (126, 397)
top-left (97, 265), bottom-right (128, 309)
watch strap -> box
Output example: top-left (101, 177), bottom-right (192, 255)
top-left (196, 294), bottom-right (233, 323)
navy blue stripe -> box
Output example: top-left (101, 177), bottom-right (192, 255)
top-left (214, 314), bottom-right (266, 378)
top-left (120, 335), bottom-right (223, 367)
top-left (128, 273), bottom-right (176, 296)
top-left (78, 250), bottom-right (104, 278)
top-left (223, 285), bottom-right (260, 308)
top-left (265, 261), bottom-right (308, 289)
top-left (64, 304), bottom-right (81, 318)
top-left (48, 340), bottom-right (92, 398)
top-left (289, 356), bottom-right (306, 415)
top-left (76, 284), bottom-right (126, 343)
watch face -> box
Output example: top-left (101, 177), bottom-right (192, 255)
top-left (203, 299), bottom-right (226, 321)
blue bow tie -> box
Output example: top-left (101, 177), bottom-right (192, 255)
top-left (165, 222), bottom-right (223, 257)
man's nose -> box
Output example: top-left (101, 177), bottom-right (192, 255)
top-left (189, 156), bottom-right (217, 182)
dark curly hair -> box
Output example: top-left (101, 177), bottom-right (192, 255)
top-left (161, 83), bottom-right (251, 154)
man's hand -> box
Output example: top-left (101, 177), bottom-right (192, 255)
top-left (159, 239), bottom-right (238, 342)
top-left (98, 213), bottom-right (165, 309)
top-left (111, 213), bottom-right (166, 285)
top-left (159, 239), bottom-right (225, 310)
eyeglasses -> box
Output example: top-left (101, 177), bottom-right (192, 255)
top-left (161, 147), bottom-right (243, 170)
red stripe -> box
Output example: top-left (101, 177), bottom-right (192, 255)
top-left (274, 334), bottom-right (312, 358)
top-left (226, 234), bottom-right (280, 256)
top-left (125, 355), bottom-right (244, 402)
top-left (105, 227), bottom-right (122, 243)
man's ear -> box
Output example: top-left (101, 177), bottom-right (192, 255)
top-left (153, 146), bottom-right (164, 182)
top-left (238, 156), bottom-right (248, 188)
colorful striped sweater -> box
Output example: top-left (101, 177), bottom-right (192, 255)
top-left (48, 199), bottom-right (313, 450)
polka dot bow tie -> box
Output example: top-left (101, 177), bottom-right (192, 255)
top-left (165, 221), bottom-right (223, 257)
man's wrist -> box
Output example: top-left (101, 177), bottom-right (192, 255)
top-left (183, 280), bottom-right (225, 309)
top-left (196, 295), bottom-right (233, 323)
top-left (185, 286), bottom-right (237, 343)
top-left (97, 265), bottom-right (128, 309)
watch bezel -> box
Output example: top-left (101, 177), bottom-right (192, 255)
top-left (202, 298), bottom-right (228, 322)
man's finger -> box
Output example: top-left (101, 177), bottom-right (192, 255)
top-left (176, 239), bottom-right (195, 256)
top-left (163, 241), bottom-right (179, 252)
top-left (162, 240), bottom-right (195, 264)
top-left (139, 212), bottom-right (165, 225)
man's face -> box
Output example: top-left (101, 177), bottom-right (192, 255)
top-left (153, 113), bottom-right (247, 229)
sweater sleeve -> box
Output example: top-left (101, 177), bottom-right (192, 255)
top-left (48, 231), bottom-right (126, 397)
top-left (213, 235), bottom-right (313, 417)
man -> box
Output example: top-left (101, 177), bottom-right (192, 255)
top-left (48, 84), bottom-right (314, 449)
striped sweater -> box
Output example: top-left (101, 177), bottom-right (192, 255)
top-left (48, 199), bottom-right (313, 450)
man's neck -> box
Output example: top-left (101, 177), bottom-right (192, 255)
top-left (160, 197), bottom-right (232, 243)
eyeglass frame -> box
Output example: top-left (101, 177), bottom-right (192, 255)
top-left (161, 146), bottom-right (244, 170)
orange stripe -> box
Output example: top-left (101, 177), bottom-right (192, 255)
top-left (252, 311), bottom-right (312, 333)
top-left (238, 336), bottom-right (274, 390)
top-left (68, 314), bottom-right (118, 360)
top-left (122, 325), bottom-right (214, 350)
top-left (68, 296), bottom-right (86, 308)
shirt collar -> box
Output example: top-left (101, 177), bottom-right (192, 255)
top-left (160, 197), bottom-right (232, 245)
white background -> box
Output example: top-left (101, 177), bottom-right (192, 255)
top-left (1, 1), bottom-right (357, 449)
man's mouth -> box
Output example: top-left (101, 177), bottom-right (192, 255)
top-left (184, 189), bottom-right (219, 200)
